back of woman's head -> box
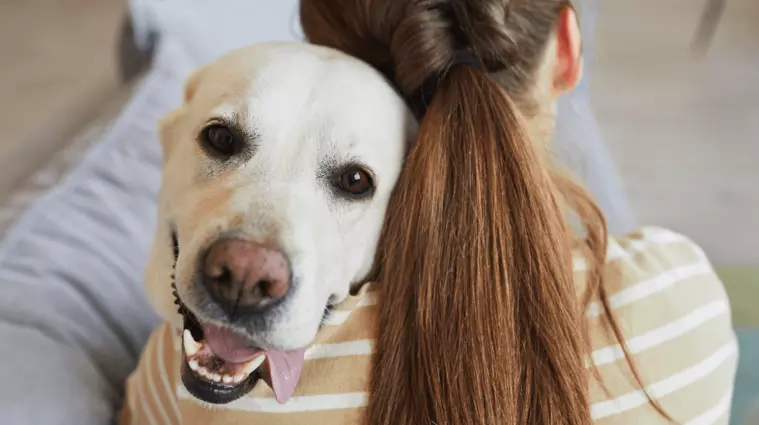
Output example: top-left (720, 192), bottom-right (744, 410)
top-left (301, 1), bottom-right (607, 424)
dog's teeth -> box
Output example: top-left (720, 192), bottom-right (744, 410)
top-left (233, 374), bottom-right (245, 383)
top-left (188, 360), bottom-right (199, 371)
top-left (212, 374), bottom-right (221, 383)
top-left (198, 366), bottom-right (209, 377)
top-left (222, 374), bottom-right (233, 384)
top-left (183, 330), bottom-right (202, 356)
top-left (243, 356), bottom-right (265, 374)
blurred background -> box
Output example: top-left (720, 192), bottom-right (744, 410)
top-left (0, 0), bottom-right (755, 423)
top-left (0, 0), bottom-right (756, 264)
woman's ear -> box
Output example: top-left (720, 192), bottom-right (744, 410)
top-left (552, 5), bottom-right (583, 95)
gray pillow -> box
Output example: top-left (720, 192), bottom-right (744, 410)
top-left (0, 61), bottom-right (183, 424)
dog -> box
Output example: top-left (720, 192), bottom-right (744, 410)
top-left (136, 40), bottom-right (414, 412)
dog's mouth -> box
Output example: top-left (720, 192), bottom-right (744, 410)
top-left (171, 232), bottom-right (306, 405)
top-left (176, 302), bottom-right (306, 405)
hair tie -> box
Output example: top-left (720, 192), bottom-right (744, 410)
top-left (449, 50), bottom-right (485, 69)
top-left (406, 50), bottom-right (485, 119)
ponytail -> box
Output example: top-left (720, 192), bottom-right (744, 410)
top-left (367, 65), bottom-right (591, 424)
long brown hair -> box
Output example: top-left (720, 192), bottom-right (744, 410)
top-left (301, 1), bottom-right (645, 424)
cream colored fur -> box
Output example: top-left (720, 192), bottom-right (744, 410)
top-left (144, 42), bottom-right (414, 351)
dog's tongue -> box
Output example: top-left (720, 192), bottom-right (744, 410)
top-left (203, 323), bottom-right (262, 363)
top-left (202, 323), bottom-right (306, 403)
top-left (264, 347), bottom-right (307, 404)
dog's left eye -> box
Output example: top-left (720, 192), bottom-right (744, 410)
top-left (201, 124), bottom-right (242, 158)
top-left (336, 168), bottom-right (375, 198)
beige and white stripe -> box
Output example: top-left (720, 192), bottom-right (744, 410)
top-left (120, 226), bottom-right (738, 424)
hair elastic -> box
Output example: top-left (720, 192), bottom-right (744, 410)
top-left (405, 50), bottom-right (486, 119)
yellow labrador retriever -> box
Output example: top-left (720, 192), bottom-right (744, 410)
top-left (130, 40), bottom-right (412, 414)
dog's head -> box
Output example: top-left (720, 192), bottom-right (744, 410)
top-left (144, 42), bottom-right (413, 404)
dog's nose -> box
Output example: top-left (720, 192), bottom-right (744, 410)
top-left (201, 239), bottom-right (291, 314)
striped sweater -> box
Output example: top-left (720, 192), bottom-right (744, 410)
top-left (121, 227), bottom-right (738, 424)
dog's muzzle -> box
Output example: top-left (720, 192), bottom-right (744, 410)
top-left (200, 238), bottom-right (293, 317)
top-left (171, 233), bottom-right (306, 406)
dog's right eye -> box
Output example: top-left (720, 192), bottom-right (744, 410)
top-left (200, 124), bottom-right (242, 158)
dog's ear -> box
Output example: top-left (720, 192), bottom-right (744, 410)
top-left (182, 65), bottom-right (206, 104)
top-left (158, 66), bottom-right (207, 160)
top-left (157, 109), bottom-right (182, 162)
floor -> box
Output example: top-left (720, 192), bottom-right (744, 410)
top-left (590, 0), bottom-right (759, 266)
top-left (0, 0), bottom-right (121, 153)
top-left (0, 0), bottom-right (122, 188)
top-left (0, 0), bottom-right (123, 208)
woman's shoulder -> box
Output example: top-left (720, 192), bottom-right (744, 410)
top-left (583, 228), bottom-right (739, 423)
top-left (605, 226), bottom-right (717, 280)
top-left (590, 226), bottom-right (728, 304)
top-left (609, 226), bottom-right (708, 263)
top-left (574, 226), bottom-right (720, 296)
top-left (585, 225), bottom-right (736, 353)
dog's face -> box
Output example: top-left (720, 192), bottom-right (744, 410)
top-left (144, 42), bottom-right (413, 404)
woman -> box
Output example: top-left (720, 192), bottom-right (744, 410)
top-left (298, 1), bottom-right (737, 424)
